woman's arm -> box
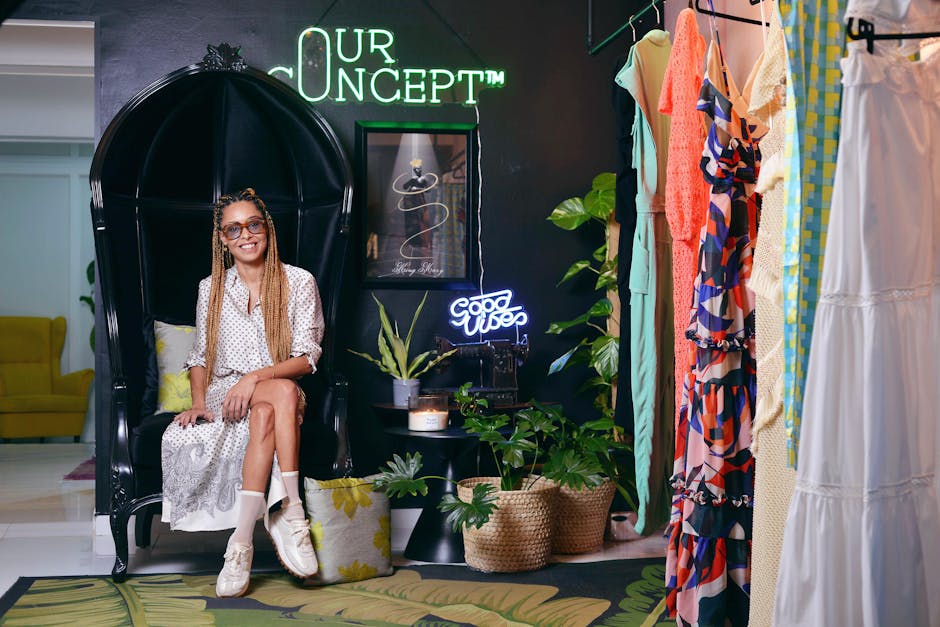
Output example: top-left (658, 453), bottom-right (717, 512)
top-left (220, 356), bottom-right (313, 421)
top-left (174, 365), bottom-right (212, 427)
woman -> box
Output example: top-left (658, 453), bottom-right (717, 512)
top-left (161, 188), bottom-right (323, 598)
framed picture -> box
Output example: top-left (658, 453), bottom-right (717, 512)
top-left (356, 121), bottom-right (479, 289)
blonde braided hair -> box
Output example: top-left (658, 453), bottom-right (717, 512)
top-left (204, 188), bottom-right (290, 386)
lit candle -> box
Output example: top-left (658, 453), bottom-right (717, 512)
top-left (408, 409), bottom-right (449, 431)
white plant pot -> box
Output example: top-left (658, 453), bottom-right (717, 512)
top-left (392, 378), bottom-right (420, 408)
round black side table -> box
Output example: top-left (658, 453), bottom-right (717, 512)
top-left (384, 426), bottom-right (479, 563)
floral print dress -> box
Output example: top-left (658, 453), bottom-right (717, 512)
top-left (666, 40), bottom-right (765, 627)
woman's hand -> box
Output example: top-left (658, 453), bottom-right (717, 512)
top-left (174, 406), bottom-right (213, 428)
top-left (221, 374), bottom-right (258, 422)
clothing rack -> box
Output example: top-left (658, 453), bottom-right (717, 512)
top-left (846, 18), bottom-right (940, 54)
top-left (694, 0), bottom-right (769, 27)
top-left (586, 0), bottom-right (664, 56)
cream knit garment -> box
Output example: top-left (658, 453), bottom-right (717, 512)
top-left (746, 7), bottom-right (797, 627)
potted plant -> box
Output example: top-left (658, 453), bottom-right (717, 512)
top-left (347, 291), bottom-right (455, 407)
top-left (377, 383), bottom-right (595, 572)
top-left (539, 403), bottom-right (635, 554)
top-left (546, 172), bottom-right (641, 542)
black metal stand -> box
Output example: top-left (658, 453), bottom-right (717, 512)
top-left (384, 426), bottom-right (479, 563)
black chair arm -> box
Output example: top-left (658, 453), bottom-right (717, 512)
top-left (329, 372), bottom-right (353, 477)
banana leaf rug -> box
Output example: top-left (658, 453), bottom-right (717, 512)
top-left (0, 558), bottom-right (671, 626)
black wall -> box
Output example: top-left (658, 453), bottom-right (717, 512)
top-left (9, 0), bottom-right (639, 514)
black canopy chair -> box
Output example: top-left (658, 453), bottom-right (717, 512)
top-left (91, 44), bottom-right (354, 582)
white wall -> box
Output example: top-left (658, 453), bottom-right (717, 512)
top-left (0, 143), bottom-right (95, 374)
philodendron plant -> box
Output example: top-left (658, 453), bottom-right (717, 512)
top-left (545, 172), bottom-right (619, 421)
top-left (347, 291), bottom-right (455, 380)
top-left (375, 383), bottom-right (609, 531)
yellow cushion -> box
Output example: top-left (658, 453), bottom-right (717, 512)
top-left (154, 321), bottom-right (196, 414)
top-left (0, 394), bottom-right (88, 413)
top-left (0, 316), bottom-right (63, 395)
top-left (0, 373), bottom-right (5, 395)
top-left (303, 475), bottom-right (393, 585)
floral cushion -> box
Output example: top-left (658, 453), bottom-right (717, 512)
top-left (303, 475), bottom-right (393, 584)
top-left (154, 320), bottom-right (195, 414)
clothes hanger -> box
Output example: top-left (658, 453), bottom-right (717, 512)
top-left (586, 0), bottom-right (665, 55)
top-left (694, 0), bottom-right (770, 27)
top-left (846, 18), bottom-right (940, 54)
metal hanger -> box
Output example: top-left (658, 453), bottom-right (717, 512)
top-left (694, 0), bottom-right (770, 27)
top-left (586, 0), bottom-right (665, 56)
top-left (846, 18), bottom-right (940, 54)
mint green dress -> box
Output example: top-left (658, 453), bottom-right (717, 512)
top-left (615, 29), bottom-right (674, 535)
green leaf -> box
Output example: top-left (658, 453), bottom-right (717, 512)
top-left (547, 197), bottom-right (591, 230)
top-left (557, 259), bottom-right (591, 286)
top-left (409, 348), bottom-right (457, 379)
top-left (588, 298), bottom-right (614, 318)
top-left (546, 312), bottom-right (590, 335)
top-left (583, 189), bottom-right (615, 220)
top-left (595, 267), bottom-right (618, 291)
top-left (547, 340), bottom-right (588, 375)
top-left (592, 243), bottom-right (608, 262)
top-left (374, 453), bottom-right (429, 498)
top-left (591, 172), bottom-right (616, 192)
top-left (347, 348), bottom-right (394, 376)
top-left (403, 291), bottom-right (429, 358)
top-left (376, 328), bottom-right (402, 377)
top-left (591, 335), bottom-right (620, 381)
top-left (439, 483), bottom-right (498, 531)
top-left (86, 260), bottom-right (95, 285)
top-left (541, 449), bottom-right (604, 490)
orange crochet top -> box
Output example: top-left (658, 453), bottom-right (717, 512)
top-left (658, 8), bottom-right (710, 418)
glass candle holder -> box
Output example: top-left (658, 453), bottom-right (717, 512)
top-left (408, 393), bottom-right (450, 431)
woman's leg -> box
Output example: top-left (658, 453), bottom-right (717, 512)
top-left (250, 379), bottom-right (301, 473)
top-left (242, 401), bottom-right (277, 491)
top-left (218, 402), bottom-right (277, 598)
top-left (249, 378), bottom-right (317, 578)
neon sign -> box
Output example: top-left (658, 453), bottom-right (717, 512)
top-left (449, 290), bottom-right (528, 337)
top-left (268, 27), bottom-right (505, 106)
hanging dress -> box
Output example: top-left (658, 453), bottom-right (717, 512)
top-left (658, 8), bottom-right (710, 433)
top-left (666, 39), bottom-right (765, 627)
top-left (616, 28), bottom-right (674, 536)
top-left (744, 6), bottom-right (797, 627)
top-left (773, 37), bottom-right (940, 627)
top-left (778, 0), bottom-right (844, 468)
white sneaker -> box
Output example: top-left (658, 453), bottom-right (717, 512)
top-left (216, 540), bottom-right (253, 598)
top-left (265, 504), bottom-right (318, 578)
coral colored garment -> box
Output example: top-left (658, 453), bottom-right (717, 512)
top-left (666, 40), bottom-right (764, 627)
top-left (658, 8), bottom-right (710, 429)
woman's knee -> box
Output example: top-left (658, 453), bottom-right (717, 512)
top-left (248, 402), bottom-right (276, 438)
top-left (256, 379), bottom-right (298, 411)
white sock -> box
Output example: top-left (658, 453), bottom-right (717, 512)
top-left (230, 490), bottom-right (264, 546)
top-left (280, 471), bottom-right (305, 520)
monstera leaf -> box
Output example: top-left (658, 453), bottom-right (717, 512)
top-left (215, 569), bottom-right (611, 626)
top-left (5, 575), bottom-right (214, 626)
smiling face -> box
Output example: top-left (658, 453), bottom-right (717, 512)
top-left (219, 200), bottom-right (269, 266)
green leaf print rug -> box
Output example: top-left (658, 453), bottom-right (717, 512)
top-left (0, 558), bottom-right (671, 626)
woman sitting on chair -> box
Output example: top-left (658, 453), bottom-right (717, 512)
top-left (161, 187), bottom-right (322, 597)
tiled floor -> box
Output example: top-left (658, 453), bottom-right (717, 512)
top-left (0, 443), bottom-right (666, 599)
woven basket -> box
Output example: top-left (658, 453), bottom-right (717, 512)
top-left (551, 479), bottom-right (616, 554)
top-left (457, 476), bottom-right (558, 573)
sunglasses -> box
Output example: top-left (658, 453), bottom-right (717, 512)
top-left (220, 218), bottom-right (266, 241)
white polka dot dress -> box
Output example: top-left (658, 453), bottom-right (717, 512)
top-left (160, 263), bottom-right (324, 531)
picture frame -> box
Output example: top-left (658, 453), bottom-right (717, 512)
top-left (355, 121), bottom-right (479, 289)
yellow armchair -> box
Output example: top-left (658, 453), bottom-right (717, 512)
top-left (0, 316), bottom-right (95, 440)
